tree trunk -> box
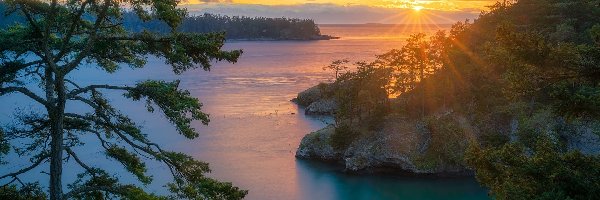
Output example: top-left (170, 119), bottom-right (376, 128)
top-left (49, 75), bottom-right (66, 200)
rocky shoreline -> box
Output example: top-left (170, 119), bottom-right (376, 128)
top-left (294, 119), bottom-right (474, 177)
top-left (291, 84), bottom-right (338, 115)
top-left (292, 84), bottom-right (474, 176)
top-left (293, 83), bottom-right (600, 177)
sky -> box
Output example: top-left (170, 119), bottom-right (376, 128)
top-left (179, 0), bottom-right (498, 24)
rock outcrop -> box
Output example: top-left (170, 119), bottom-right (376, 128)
top-left (305, 99), bottom-right (338, 115)
top-left (296, 125), bottom-right (338, 161)
top-left (567, 128), bottom-right (600, 155)
top-left (292, 84), bottom-right (338, 115)
top-left (296, 114), bottom-right (473, 176)
top-left (296, 111), bottom-right (600, 176)
top-left (294, 81), bottom-right (600, 177)
top-left (294, 85), bottom-right (325, 107)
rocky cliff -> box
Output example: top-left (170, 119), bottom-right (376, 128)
top-left (292, 84), bottom-right (338, 115)
top-left (295, 114), bottom-right (473, 176)
top-left (293, 85), bottom-right (600, 176)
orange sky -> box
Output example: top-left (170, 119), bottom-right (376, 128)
top-left (182, 0), bottom-right (496, 12)
top-left (180, 0), bottom-right (498, 24)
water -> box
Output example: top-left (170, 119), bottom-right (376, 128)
top-left (0, 24), bottom-right (489, 199)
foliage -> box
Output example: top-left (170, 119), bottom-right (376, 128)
top-left (461, 1), bottom-right (600, 199)
top-left (0, 2), bottom-right (324, 40)
top-left (323, 59), bottom-right (349, 80)
top-left (124, 13), bottom-right (324, 40)
top-left (378, 33), bottom-right (442, 94)
top-left (320, 0), bottom-right (600, 198)
top-left (0, 183), bottom-right (46, 200)
top-left (416, 115), bottom-right (470, 170)
top-left (591, 24), bottom-right (600, 45)
top-left (329, 124), bottom-right (361, 152)
top-left (333, 61), bottom-right (393, 125)
top-left (466, 137), bottom-right (600, 200)
top-left (125, 80), bottom-right (210, 139)
top-left (0, 0), bottom-right (247, 199)
top-left (0, 128), bottom-right (8, 164)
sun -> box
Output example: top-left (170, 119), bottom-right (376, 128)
top-left (412, 5), bottom-right (424, 11)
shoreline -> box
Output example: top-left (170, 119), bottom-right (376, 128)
top-left (293, 83), bottom-right (475, 178)
top-left (295, 156), bottom-right (476, 178)
top-left (226, 35), bottom-right (340, 42)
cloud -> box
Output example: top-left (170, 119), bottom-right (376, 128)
top-left (181, 3), bottom-right (481, 24)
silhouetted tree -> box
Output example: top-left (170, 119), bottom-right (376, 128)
top-left (0, 0), bottom-right (246, 199)
top-left (323, 59), bottom-right (349, 80)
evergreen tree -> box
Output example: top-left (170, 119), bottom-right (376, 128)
top-left (0, 0), bottom-right (246, 199)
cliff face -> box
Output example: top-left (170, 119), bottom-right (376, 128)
top-left (296, 113), bottom-right (600, 176)
top-left (296, 125), bottom-right (339, 161)
top-left (292, 84), bottom-right (337, 115)
top-left (295, 114), bottom-right (473, 176)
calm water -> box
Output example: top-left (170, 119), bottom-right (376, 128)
top-left (0, 24), bottom-right (489, 199)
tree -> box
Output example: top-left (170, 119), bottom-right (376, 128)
top-left (0, 0), bottom-right (246, 199)
top-left (323, 59), bottom-right (349, 80)
top-left (333, 61), bottom-right (393, 125)
top-left (377, 33), bottom-right (441, 117)
top-left (120, 13), bottom-right (325, 40)
top-left (466, 137), bottom-right (600, 199)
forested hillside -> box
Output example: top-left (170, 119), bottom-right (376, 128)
top-left (123, 13), bottom-right (328, 40)
top-left (0, 2), bottom-right (328, 40)
top-left (299, 0), bottom-right (600, 199)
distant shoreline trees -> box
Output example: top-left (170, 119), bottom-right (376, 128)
top-left (124, 13), bottom-right (329, 40)
top-left (0, 2), bottom-right (330, 41)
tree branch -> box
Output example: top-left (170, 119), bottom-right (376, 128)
top-left (0, 86), bottom-right (50, 107)
top-left (54, 0), bottom-right (92, 62)
top-left (64, 79), bottom-right (82, 89)
top-left (65, 147), bottom-right (96, 176)
top-left (67, 85), bottom-right (133, 97)
top-left (0, 154), bottom-right (48, 180)
top-left (97, 35), bottom-right (171, 42)
top-left (62, 0), bottom-right (112, 73)
top-left (63, 99), bottom-right (186, 183)
top-left (18, 3), bottom-right (43, 36)
top-left (62, 185), bottom-right (124, 200)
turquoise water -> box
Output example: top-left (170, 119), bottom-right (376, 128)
top-left (296, 160), bottom-right (488, 200)
top-left (0, 24), bottom-right (490, 199)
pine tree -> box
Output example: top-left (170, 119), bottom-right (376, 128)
top-left (0, 0), bottom-right (246, 199)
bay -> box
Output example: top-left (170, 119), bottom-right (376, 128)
top-left (0, 24), bottom-right (489, 200)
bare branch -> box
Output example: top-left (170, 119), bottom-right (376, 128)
top-left (0, 154), bottom-right (48, 180)
top-left (65, 147), bottom-right (96, 176)
top-left (64, 79), bottom-right (82, 89)
top-left (0, 86), bottom-right (50, 107)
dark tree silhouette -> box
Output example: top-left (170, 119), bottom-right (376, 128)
top-left (0, 0), bottom-right (246, 199)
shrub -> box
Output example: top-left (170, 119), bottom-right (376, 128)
top-left (0, 184), bottom-right (46, 200)
top-left (466, 137), bottom-right (600, 200)
top-left (418, 115), bottom-right (470, 170)
top-left (330, 124), bottom-right (361, 152)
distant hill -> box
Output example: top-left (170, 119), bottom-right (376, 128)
top-left (123, 13), bottom-right (335, 40)
top-left (0, 2), bottom-right (334, 40)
